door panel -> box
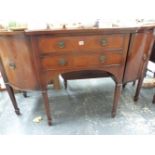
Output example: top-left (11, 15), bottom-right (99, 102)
top-left (123, 32), bottom-right (154, 83)
top-left (0, 34), bottom-right (39, 90)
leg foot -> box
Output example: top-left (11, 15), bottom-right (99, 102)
top-left (15, 109), bottom-right (21, 115)
top-left (111, 83), bottom-right (122, 118)
top-left (48, 120), bottom-right (52, 126)
top-left (111, 111), bottom-right (116, 118)
top-left (134, 96), bottom-right (139, 102)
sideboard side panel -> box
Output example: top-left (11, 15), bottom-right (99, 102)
top-left (0, 34), bottom-right (39, 90)
top-left (123, 31), bottom-right (154, 83)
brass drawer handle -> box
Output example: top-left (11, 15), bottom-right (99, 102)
top-left (9, 62), bottom-right (16, 70)
top-left (58, 41), bottom-right (65, 48)
top-left (100, 38), bottom-right (108, 46)
top-left (58, 58), bottom-right (67, 66)
top-left (99, 55), bottom-right (106, 63)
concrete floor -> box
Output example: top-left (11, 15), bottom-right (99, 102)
top-left (0, 77), bottom-right (155, 135)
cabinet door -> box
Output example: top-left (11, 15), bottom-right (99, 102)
top-left (123, 31), bottom-right (154, 83)
top-left (0, 34), bottom-right (39, 90)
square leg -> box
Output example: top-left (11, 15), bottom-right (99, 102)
top-left (42, 91), bottom-right (52, 126)
top-left (111, 83), bottom-right (122, 118)
top-left (6, 84), bottom-right (20, 115)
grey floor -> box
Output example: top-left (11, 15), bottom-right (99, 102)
top-left (0, 77), bottom-right (155, 135)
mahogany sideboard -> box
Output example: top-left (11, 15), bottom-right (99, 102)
top-left (0, 26), bottom-right (154, 125)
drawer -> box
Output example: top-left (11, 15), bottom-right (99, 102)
top-left (73, 53), bottom-right (122, 67)
top-left (41, 55), bottom-right (73, 70)
top-left (41, 52), bottom-right (123, 70)
top-left (38, 35), bottom-right (124, 54)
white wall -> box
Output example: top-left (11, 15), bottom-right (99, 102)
top-left (0, 0), bottom-right (154, 24)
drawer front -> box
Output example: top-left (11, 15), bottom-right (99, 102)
top-left (73, 53), bottom-right (122, 67)
top-left (41, 52), bottom-right (123, 70)
top-left (41, 55), bottom-right (73, 70)
top-left (38, 35), bottom-right (124, 54)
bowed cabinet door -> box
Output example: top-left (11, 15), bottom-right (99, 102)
top-left (123, 31), bottom-right (154, 83)
top-left (0, 34), bottom-right (39, 90)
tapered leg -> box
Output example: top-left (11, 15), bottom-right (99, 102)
top-left (153, 94), bottom-right (155, 104)
top-left (5, 84), bottom-right (20, 115)
top-left (123, 83), bottom-right (127, 89)
top-left (134, 78), bottom-right (143, 102)
top-left (42, 91), bottom-right (52, 126)
top-left (111, 83), bottom-right (122, 118)
top-left (53, 75), bottom-right (61, 90)
top-left (64, 79), bottom-right (67, 89)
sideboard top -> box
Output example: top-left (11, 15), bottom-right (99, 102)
top-left (0, 24), bottom-right (155, 36)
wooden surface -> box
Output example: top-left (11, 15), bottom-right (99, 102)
top-left (38, 34), bottom-right (124, 54)
top-left (0, 26), bottom-right (154, 125)
top-left (0, 34), bottom-right (38, 90)
top-left (123, 32), bottom-right (154, 83)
